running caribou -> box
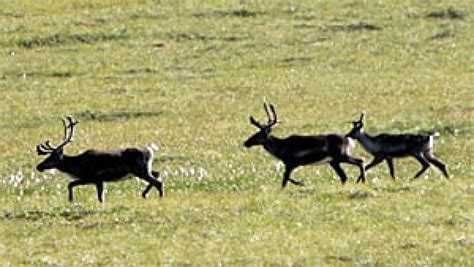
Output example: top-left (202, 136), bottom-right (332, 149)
top-left (244, 103), bottom-right (366, 187)
top-left (346, 113), bottom-right (449, 179)
top-left (36, 116), bottom-right (163, 202)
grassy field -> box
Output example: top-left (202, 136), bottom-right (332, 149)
top-left (0, 0), bottom-right (473, 265)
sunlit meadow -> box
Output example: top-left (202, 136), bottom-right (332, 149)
top-left (0, 0), bottom-right (473, 265)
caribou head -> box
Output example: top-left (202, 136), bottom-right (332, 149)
top-left (36, 116), bottom-right (79, 171)
top-left (346, 113), bottom-right (365, 140)
top-left (244, 103), bottom-right (278, 148)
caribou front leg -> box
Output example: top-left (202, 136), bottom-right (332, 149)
top-left (96, 182), bottom-right (104, 203)
top-left (340, 155), bottom-right (365, 183)
top-left (68, 180), bottom-right (91, 202)
top-left (282, 165), bottom-right (304, 188)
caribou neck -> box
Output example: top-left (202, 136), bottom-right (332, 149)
top-left (263, 135), bottom-right (285, 160)
top-left (56, 155), bottom-right (83, 177)
top-left (356, 131), bottom-right (380, 154)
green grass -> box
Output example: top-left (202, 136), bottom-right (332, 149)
top-left (0, 0), bottom-right (473, 265)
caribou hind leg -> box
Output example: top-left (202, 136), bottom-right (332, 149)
top-left (96, 182), bottom-right (104, 203)
top-left (330, 162), bottom-right (348, 184)
top-left (412, 154), bottom-right (430, 179)
top-left (424, 152), bottom-right (449, 178)
top-left (141, 184), bottom-right (153, 198)
top-left (386, 158), bottom-right (396, 179)
top-left (136, 169), bottom-right (163, 197)
top-left (141, 171), bottom-right (162, 198)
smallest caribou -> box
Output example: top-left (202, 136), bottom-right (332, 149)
top-left (36, 116), bottom-right (163, 202)
top-left (346, 113), bottom-right (449, 179)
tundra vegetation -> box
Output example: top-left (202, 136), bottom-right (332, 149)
top-left (0, 0), bottom-right (473, 265)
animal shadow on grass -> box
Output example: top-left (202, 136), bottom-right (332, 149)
top-left (18, 29), bottom-right (129, 48)
top-left (286, 186), bottom-right (377, 201)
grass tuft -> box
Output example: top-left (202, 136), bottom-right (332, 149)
top-left (324, 22), bottom-right (382, 32)
top-left (167, 32), bottom-right (244, 42)
top-left (75, 110), bottom-right (163, 122)
top-left (427, 7), bottom-right (466, 20)
top-left (194, 9), bottom-right (263, 18)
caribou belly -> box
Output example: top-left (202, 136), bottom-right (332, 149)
top-left (293, 149), bottom-right (333, 165)
top-left (95, 167), bottom-right (132, 182)
top-left (311, 156), bottom-right (333, 165)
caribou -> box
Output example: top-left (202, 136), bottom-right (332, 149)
top-left (346, 113), bottom-right (449, 179)
top-left (244, 103), bottom-right (366, 187)
top-left (35, 116), bottom-right (163, 202)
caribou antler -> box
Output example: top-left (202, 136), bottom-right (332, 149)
top-left (264, 103), bottom-right (277, 127)
top-left (358, 112), bottom-right (365, 123)
top-left (350, 112), bottom-right (365, 125)
top-left (249, 103), bottom-right (278, 129)
top-left (36, 142), bottom-right (53, 155)
top-left (36, 116), bottom-right (79, 155)
top-left (249, 116), bottom-right (263, 128)
top-left (56, 116), bottom-right (79, 150)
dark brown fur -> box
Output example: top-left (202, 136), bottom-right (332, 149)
top-left (244, 104), bottom-right (365, 187)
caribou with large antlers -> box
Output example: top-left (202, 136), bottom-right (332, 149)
top-left (244, 103), bottom-right (365, 187)
top-left (346, 113), bottom-right (449, 179)
top-left (36, 116), bottom-right (163, 202)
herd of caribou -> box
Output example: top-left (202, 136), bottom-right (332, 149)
top-left (35, 103), bottom-right (449, 202)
